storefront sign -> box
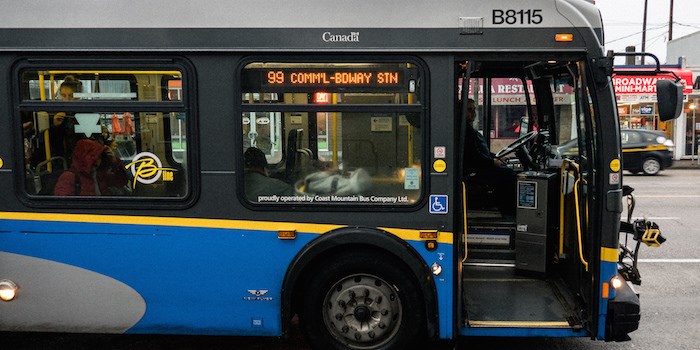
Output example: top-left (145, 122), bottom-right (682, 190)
top-left (639, 105), bottom-right (654, 115)
top-left (613, 68), bottom-right (693, 95)
top-left (616, 93), bottom-right (689, 104)
top-left (459, 78), bottom-right (574, 105)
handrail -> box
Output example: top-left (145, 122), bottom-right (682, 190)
top-left (44, 70), bottom-right (182, 75)
top-left (574, 177), bottom-right (589, 271)
top-left (559, 159), bottom-right (589, 271)
top-left (559, 160), bottom-right (570, 257)
top-left (462, 181), bottom-right (469, 263)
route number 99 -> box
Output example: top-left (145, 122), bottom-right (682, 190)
top-left (267, 71), bottom-right (284, 84)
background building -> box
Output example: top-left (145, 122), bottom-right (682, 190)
top-left (667, 30), bottom-right (700, 160)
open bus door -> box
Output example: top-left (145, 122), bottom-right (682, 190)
top-left (454, 51), bottom-right (684, 340)
top-left (456, 57), bottom-right (600, 338)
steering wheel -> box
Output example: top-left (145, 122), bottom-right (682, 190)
top-left (494, 130), bottom-right (538, 158)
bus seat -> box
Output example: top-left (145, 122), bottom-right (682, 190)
top-left (464, 172), bottom-right (499, 211)
top-left (28, 156), bottom-right (68, 195)
top-left (285, 129), bottom-right (303, 181)
top-left (296, 147), bottom-right (315, 177)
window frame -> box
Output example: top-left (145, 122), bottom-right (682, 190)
top-left (236, 56), bottom-right (429, 210)
top-left (13, 56), bottom-right (198, 209)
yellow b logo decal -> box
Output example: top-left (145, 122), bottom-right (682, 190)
top-left (125, 152), bottom-right (176, 189)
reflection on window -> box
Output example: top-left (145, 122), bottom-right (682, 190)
top-left (241, 62), bottom-right (423, 205)
top-left (20, 68), bottom-right (188, 199)
top-left (241, 112), bottom-right (421, 205)
top-left (22, 111), bottom-right (187, 197)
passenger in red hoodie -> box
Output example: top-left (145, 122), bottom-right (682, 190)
top-left (54, 138), bottom-right (129, 196)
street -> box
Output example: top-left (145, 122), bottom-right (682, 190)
top-left (4, 168), bottom-right (700, 350)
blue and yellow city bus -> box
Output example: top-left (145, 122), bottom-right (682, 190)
top-left (0, 1), bottom-right (683, 349)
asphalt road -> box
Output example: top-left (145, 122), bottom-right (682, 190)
top-left (5, 168), bottom-right (700, 349)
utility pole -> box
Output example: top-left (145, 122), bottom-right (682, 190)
top-left (641, 0), bottom-right (648, 64)
top-left (669, 0), bottom-right (674, 41)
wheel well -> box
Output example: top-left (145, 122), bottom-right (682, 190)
top-left (282, 228), bottom-right (439, 340)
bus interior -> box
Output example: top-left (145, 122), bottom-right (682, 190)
top-left (458, 58), bottom-right (594, 331)
top-left (20, 69), bottom-right (188, 198)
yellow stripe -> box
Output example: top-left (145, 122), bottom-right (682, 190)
top-left (469, 320), bottom-right (571, 328)
top-left (622, 145), bottom-right (668, 153)
top-left (0, 211), bottom-right (453, 244)
top-left (601, 247), bottom-right (618, 262)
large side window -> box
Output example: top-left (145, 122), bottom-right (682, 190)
top-left (240, 61), bottom-right (423, 205)
top-left (19, 66), bottom-right (189, 199)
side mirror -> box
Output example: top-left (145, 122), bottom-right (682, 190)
top-left (656, 79), bottom-right (683, 121)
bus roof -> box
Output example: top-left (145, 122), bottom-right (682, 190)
top-left (0, 0), bottom-right (603, 53)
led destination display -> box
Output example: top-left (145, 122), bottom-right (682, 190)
top-left (242, 67), bottom-right (417, 93)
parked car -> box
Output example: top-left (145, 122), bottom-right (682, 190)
top-left (556, 129), bottom-right (674, 175)
top-left (619, 129), bottom-right (674, 175)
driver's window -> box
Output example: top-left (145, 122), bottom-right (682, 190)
top-left (465, 77), bottom-right (534, 155)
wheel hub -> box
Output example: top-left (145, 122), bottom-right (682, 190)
top-left (354, 305), bottom-right (371, 323)
top-left (323, 274), bottom-right (402, 348)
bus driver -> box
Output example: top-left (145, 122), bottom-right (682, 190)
top-left (463, 98), bottom-right (517, 215)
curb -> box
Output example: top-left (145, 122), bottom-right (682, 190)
top-left (671, 161), bottom-right (700, 169)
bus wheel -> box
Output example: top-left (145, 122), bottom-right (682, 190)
top-left (301, 250), bottom-right (426, 350)
top-left (642, 157), bottom-right (661, 175)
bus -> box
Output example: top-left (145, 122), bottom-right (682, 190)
top-left (0, 1), bottom-right (683, 349)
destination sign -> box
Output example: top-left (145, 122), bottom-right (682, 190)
top-left (242, 67), bottom-right (417, 93)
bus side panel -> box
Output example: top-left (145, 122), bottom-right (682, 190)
top-left (0, 217), bottom-right (317, 336)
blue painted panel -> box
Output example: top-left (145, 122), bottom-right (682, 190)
top-left (2, 219), bottom-right (315, 335)
top-left (2, 218), bottom-right (455, 338)
top-left (597, 260), bottom-right (619, 339)
top-left (406, 240), bottom-right (453, 339)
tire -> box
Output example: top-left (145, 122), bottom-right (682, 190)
top-left (641, 157), bottom-right (661, 175)
top-left (300, 250), bottom-right (426, 350)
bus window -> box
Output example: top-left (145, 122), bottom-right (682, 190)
top-left (21, 70), bottom-right (182, 102)
top-left (240, 61), bottom-right (423, 205)
top-left (19, 68), bottom-right (189, 198)
top-left (553, 63), bottom-right (595, 166)
top-left (242, 111), bottom-right (282, 164)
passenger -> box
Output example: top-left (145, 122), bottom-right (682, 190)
top-left (463, 98), bottom-right (517, 214)
top-left (30, 76), bottom-right (82, 167)
top-left (51, 75), bottom-right (82, 155)
top-left (30, 112), bottom-right (77, 168)
top-left (54, 139), bottom-right (129, 196)
top-left (244, 147), bottom-right (297, 200)
top-left (58, 75), bottom-right (82, 101)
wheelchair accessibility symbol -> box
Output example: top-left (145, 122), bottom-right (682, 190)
top-left (429, 195), bottom-right (448, 214)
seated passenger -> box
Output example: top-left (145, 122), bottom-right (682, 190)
top-left (244, 147), bottom-right (297, 200)
top-left (54, 139), bottom-right (129, 196)
top-left (463, 98), bottom-right (516, 214)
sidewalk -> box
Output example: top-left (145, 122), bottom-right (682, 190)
top-left (673, 159), bottom-right (700, 169)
